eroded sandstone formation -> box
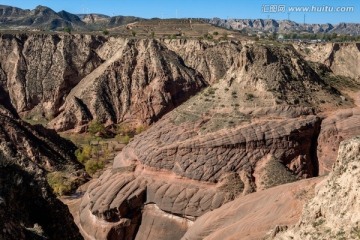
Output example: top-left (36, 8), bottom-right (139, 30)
top-left (77, 42), bottom-right (348, 239)
top-left (274, 136), bottom-right (360, 240)
top-left (49, 38), bottom-right (207, 132)
top-left (295, 42), bottom-right (360, 81)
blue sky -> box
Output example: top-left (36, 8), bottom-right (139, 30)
top-left (1, 0), bottom-right (359, 24)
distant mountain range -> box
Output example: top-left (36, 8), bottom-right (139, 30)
top-left (0, 5), bottom-right (143, 30)
top-left (1, 5), bottom-right (360, 35)
top-left (206, 18), bottom-right (360, 35)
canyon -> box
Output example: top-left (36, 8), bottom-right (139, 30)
top-left (0, 29), bottom-right (360, 240)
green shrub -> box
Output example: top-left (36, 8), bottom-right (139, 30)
top-left (116, 134), bottom-right (130, 144)
top-left (85, 159), bottom-right (105, 175)
top-left (88, 120), bottom-right (106, 136)
top-left (63, 27), bottom-right (72, 34)
top-left (102, 29), bottom-right (109, 35)
top-left (75, 144), bottom-right (92, 164)
top-left (135, 125), bottom-right (146, 134)
top-left (246, 93), bottom-right (255, 101)
top-left (47, 172), bottom-right (73, 196)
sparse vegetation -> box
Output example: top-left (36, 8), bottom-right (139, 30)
top-left (245, 93), bottom-right (255, 101)
top-left (116, 134), bottom-right (130, 144)
top-left (75, 143), bottom-right (111, 175)
top-left (220, 173), bottom-right (244, 201)
top-left (263, 157), bottom-right (299, 189)
top-left (63, 26), bottom-right (72, 34)
top-left (47, 171), bottom-right (73, 196)
top-left (88, 120), bottom-right (107, 136)
top-left (85, 159), bottom-right (105, 175)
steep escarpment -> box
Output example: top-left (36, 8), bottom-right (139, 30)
top-left (273, 136), bottom-right (360, 240)
top-left (295, 42), bottom-right (360, 81)
top-left (0, 33), bottom-right (105, 119)
top-left (317, 107), bottom-right (360, 175)
top-left (163, 39), bottom-right (241, 84)
top-left (0, 102), bottom-right (86, 174)
top-left (0, 161), bottom-right (82, 240)
top-left (294, 42), bottom-right (360, 174)
top-left (76, 43), bottom-right (349, 239)
top-left (50, 38), bottom-right (207, 132)
top-left (1, 34), bottom-right (245, 132)
top-left (0, 102), bottom-right (85, 239)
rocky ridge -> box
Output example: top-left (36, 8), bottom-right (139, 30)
top-left (0, 101), bottom-right (85, 239)
top-left (207, 18), bottom-right (360, 35)
top-left (49, 38), bottom-right (207, 132)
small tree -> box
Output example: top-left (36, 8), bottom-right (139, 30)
top-left (222, 32), bottom-right (228, 40)
top-left (132, 30), bottom-right (137, 37)
top-left (102, 29), bottom-right (109, 35)
top-left (88, 120), bottom-right (106, 136)
top-left (75, 144), bottom-right (92, 164)
top-left (64, 27), bottom-right (72, 34)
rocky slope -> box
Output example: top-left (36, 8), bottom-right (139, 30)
top-left (162, 39), bottom-right (241, 84)
top-left (294, 42), bottom-right (360, 174)
top-left (0, 33), bottom-right (106, 119)
top-left (0, 33), bottom-right (246, 132)
top-left (0, 101), bottom-right (85, 239)
top-left (295, 42), bottom-right (360, 81)
top-left (75, 42), bottom-right (351, 239)
top-left (0, 5), bottom-right (141, 31)
top-left (182, 177), bottom-right (322, 240)
top-left (49, 38), bottom-right (207, 132)
top-left (207, 18), bottom-right (360, 35)
top-left (0, 5), bottom-right (84, 30)
top-left (183, 136), bottom-right (360, 240)
top-left (273, 136), bottom-right (360, 240)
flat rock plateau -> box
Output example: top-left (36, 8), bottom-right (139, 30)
top-left (0, 29), bottom-right (360, 240)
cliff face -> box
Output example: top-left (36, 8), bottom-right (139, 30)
top-left (0, 34), bottom-right (245, 132)
top-left (295, 42), bottom-right (360, 81)
top-left (274, 137), bottom-right (360, 240)
top-left (49, 38), bottom-right (207, 132)
top-left (0, 102), bottom-right (84, 239)
top-left (294, 42), bottom-right (360, 175)
top-left (162, 39), bottom-right (241, 84)
top-left (0, 33), bottom-right (105, 119)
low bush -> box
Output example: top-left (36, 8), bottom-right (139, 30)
top-left (47, 172), bottom-right (73, 196)
top-left (85, 159), bottom-right (105, 176)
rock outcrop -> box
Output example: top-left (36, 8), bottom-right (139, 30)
top-left (49, 38), bottom-right (207, 132)
top-left (274, 136), bottom-right (360, 240)
top-left (182, 177), bottom-right (322, 240)
top-left (295, 42), bottom-right (360, 81)
top-left (163, 39), bottom-right (241, 84)
top-left (0, 102), bottom-right (85, 239)
top-left (0, 33), bottom-right (105, 119)
top-left (317, 108), bottom-right (360, 175)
